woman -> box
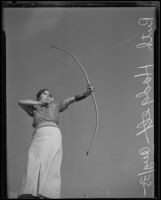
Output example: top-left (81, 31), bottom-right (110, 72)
top-left (17, 86), bottom-right (94, 199)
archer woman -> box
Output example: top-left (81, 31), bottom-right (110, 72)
top-left (17, 85), bottom-right (94, 199)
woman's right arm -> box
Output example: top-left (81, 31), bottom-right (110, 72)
top-left (17, 100), bottom-right (40, 117)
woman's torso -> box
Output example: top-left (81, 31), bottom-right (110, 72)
top-left (32, 102), bottom-right (59, 129)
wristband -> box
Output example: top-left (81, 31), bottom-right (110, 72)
top-left (74, 92), bottom-right (88, 102)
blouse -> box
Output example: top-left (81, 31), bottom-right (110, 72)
top-left (32, 99), bottom-right (74, 128)
top-left (18, 98), bottom-right (75, 129)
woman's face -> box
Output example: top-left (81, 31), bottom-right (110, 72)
top-left (40, 90), bottom-right (54, 103)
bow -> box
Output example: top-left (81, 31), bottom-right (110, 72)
top-left (50, 45), bottom-right (98, 156)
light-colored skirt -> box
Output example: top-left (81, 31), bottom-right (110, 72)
top-left (19, 126), bottom-right (63, 198)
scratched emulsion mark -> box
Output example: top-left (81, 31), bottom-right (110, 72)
top-left (135, 17), bottom-right (154, 197)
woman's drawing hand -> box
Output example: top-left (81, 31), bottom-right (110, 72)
top-left (87, 85), bottom-right (95, 95)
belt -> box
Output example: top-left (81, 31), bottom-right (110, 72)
top-left (34, 122), bottom-right (58, 132)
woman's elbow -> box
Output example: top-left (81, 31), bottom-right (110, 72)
top-left (17, 101), bottom-right (21, 106)
top-left (17, 101), bottom-right (25, 109)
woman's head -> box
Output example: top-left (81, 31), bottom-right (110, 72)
top-left (36, 89), bottom-right (54, 103)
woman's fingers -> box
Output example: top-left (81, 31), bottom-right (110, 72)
top-left (87, 85), bottom-right (95, 92)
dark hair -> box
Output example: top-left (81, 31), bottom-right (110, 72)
top-left (36, 88), bottom-right (51, 101)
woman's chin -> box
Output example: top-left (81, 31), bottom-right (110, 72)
top-left (50, 99), bottom-right (54, 103)
top-left (41, 101), bottom-right (49, 105)
top-left (41, 99), bottom-right (54, 105)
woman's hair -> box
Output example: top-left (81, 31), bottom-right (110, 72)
top-left (36, 88), bottom-right (52, 101)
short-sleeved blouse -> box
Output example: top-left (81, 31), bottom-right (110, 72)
top-left (32, 103), bottom-right (59, 128)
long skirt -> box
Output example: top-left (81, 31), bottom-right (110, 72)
top-left (18, 126), bottom-right (63, 198)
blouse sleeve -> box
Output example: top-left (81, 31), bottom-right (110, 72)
top-left (57, 96), bottom-right (75, 112)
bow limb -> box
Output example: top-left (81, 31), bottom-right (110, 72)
top-left (51, 45), bottom-right (90, 84)
top-left (50, 45), bottom-right (98, 155)
top-left (86, 93), bottom-right (98, 155)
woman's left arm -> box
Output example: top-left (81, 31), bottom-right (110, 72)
top-left (58, 86), bottom-right (94, 112)
top-left (58, 97), bottom-right (75, 112)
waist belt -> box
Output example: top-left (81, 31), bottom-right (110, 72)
top-left (34, 122), bottom-right (58, 132)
